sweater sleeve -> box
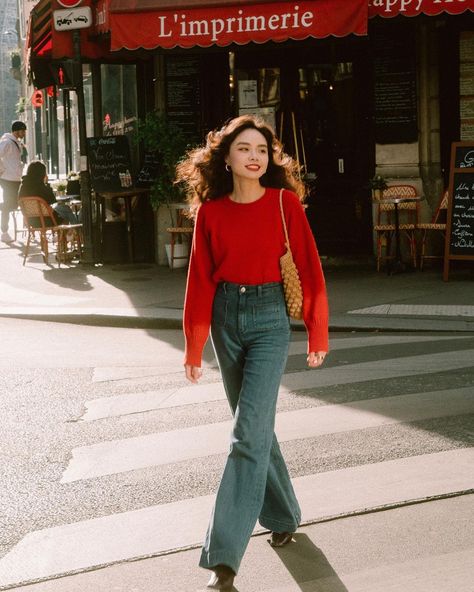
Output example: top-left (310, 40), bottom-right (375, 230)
top-left (0, 140), bottom-right (7, 159)
top-left (183, 204), bottom-right (218, 367)
top-left (43, 184), bottom-right (56, 205)
top-left (284, 191), bottom-right (329, 353)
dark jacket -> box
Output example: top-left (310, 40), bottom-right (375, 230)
top-left (18, 176), bottom-right (56, 205)
top-left (18, 176), bottom-right (57, 227)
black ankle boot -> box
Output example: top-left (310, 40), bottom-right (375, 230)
top-left (269, 531), bottom-right (294, 547)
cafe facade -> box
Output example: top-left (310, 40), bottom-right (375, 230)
top-left (27, 0), bottom-right (474, 261)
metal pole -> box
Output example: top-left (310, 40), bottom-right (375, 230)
top-left (72, 29), bottom-right (95, 263)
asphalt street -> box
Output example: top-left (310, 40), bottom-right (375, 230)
top-left (0, 318), bottom-right (473, 590)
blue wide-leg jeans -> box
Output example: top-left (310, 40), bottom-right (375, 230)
top-left (199, 282), bottom-right (301, 574)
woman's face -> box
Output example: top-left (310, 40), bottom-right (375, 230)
top-left (225, 128), bottom-right (269, 182)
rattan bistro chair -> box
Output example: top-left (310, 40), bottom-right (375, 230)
top-left (11, 207), bottom-right (27, 241)
top-left (373, 184), bottom-right (419, 272)
top-left (166, 208), bottom-right (193, 270)
top-left (417, 190), bottom-right (448, 270)
top-left (18, 196), bottom-right (82, 266)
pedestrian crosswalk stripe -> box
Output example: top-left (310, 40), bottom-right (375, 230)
top-left (92, 365), bottom-right (187, 383)
top-left (83, 347), bottom-right (474, 422)
top-left (282, 349), bottom-right (474, 391)
top-left (64, 386), bottom-right (474, 482)
top-left (290, 333), bottom-right (471, 354)
top-left (90, 334), bottom-right (471, 385)
top-left (1, 449), bottom-right (472, 589)
top-left (82, 382), bottom-right (226, 421)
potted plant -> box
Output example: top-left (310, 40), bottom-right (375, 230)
top-left (54, 181), bottom-right (67, 196)
top-left (16, 97), bottom-right (26, 115)
top-left (369, 174), bottom-right (388, 200)
top-left (66, 171), bottom-right (81, 195)
top-left (135, 112), bottom-right (190, 267)
top-left (135, 112), bottom-right (188, 224)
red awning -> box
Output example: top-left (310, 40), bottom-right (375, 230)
top-left (27, 0), bottom-right (53, 58)
top-left (369, 0), bottom-right (473, 18)
top-left (109, 0), bottom-right (368, 51)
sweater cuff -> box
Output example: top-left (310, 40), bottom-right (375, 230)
top-left (307, 325), bottom-right (329, 353)
top-left (184, 349), bottom-right (203, 368)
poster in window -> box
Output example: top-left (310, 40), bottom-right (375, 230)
top-left (238, 80), bottom-right (258, 108)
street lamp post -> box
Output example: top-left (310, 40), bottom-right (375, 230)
top-left (72, 29), bottom-right (95, 263)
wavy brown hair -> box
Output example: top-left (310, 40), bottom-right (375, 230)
top-left (175, 115), bottom-right (306, 213)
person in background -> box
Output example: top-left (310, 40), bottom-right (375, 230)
top-left (176, 115), bottom-right (329, 590)
top-left (18, 161), bottom-right (79, 224)
top-left (0, 121), bottom-right (27, 243)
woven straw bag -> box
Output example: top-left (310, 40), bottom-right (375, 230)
top-left (279, 189), bottom-right (303, 319)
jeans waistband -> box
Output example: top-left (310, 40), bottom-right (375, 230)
top-left (218, 281), bottom-right (282, 296)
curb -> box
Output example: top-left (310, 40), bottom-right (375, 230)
top-left (1, 309), bottom-right (474, 333)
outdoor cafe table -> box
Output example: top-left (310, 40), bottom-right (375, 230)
top-left (381, 194), bottom-right (424, 274)
top-left (95, 188), bottom-right (150, 263)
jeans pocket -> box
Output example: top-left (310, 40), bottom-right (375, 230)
top-left (252, 299), bottom-right (280, 330)
top-left (212, 294), bottom-right (228, 327)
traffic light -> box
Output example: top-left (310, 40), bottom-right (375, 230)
top-left (31, 90), bottom-right (44, 107)
top-left (50, 60), bottom-right (77, 89)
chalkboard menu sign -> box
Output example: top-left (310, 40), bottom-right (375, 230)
top-left (136, 152), bottom-right (161, 187)
top-left (373, 25), bottom-right (418, 144)
top-left (454, 145), bottom-right (474, 168)
top-left (443, 142), bottom-right (474, 280)
top-left (165, 55), bottom-right (202, 144)
top-left (87, 135), bottom-right (133, 193)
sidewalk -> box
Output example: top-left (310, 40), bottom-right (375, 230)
top-left (9, 494), bottom-right (474, 592)
top-left (1, 241), bottom-right (473, 332)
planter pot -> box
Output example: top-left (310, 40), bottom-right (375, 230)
top-left (165, 243), bottom-right (189, 269)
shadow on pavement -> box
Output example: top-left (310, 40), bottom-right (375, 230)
top-left (271, 533), bottom-right (349, 591)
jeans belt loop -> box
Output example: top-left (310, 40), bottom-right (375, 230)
top-left (222, 282), bottom-right (227, 294)
top-left (257, 285), bottom-right (262, 297)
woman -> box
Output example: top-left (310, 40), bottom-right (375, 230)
top-left (18, 161), bottom-right (78, 224)
top-left (177, 115), bottom-right (328, 590)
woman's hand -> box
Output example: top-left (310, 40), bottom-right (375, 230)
top-left (307, 351), bottom-right (327, 368)
top-left (185, 364), bottom-right (203, 384)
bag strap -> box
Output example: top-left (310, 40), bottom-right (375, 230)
top-left (279, 188), bottom-right (290, 248)
top-left (9, 139), bottom-right (21, 152)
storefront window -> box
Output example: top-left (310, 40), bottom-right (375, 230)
top-left (101, 64), bottom-right (138, 165)
top-left (52, 64), bottom-right (94, 176)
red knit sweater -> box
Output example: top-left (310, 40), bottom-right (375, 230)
top-left (183, 187), bottom-right (329, 366)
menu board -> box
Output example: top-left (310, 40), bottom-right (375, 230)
top-left (87, 135), bottom-right (133, 193)
top-left (373, 26), bottom-right (418, 144)
top-left (454, 146), bottom-right (474, 168)
top-left (136, 152), bottom-right (161, 187)
top-left (165, 55), bottom-right (201, 144)
top-left (448, 173), bottom-right (474, 255)
top-left (443, 142), bottom-right (474, 280)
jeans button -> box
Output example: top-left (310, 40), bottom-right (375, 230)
top-left (240, 286), bottom-right (246, 293)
